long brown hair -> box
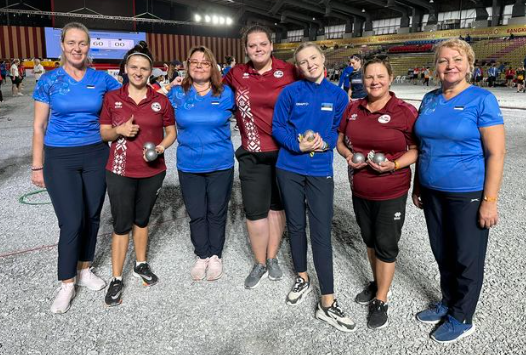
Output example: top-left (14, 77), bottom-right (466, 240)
top-left (182, 46), bottom-right (223, 96)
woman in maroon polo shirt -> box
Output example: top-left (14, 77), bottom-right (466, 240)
top-left (99, 42), bottom-right (176, 306)
top-left (223, 25), bottom-right (297, 288)
top-left (336, 57), bottom-right (418, 329)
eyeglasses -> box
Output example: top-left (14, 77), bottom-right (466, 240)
top-left (188, 59), bottom-right (212, 68)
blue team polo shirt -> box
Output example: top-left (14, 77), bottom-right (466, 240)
top-left (415, 85), bottom-right (504, 192)
top-left (168, 85), bottom-right (235, 173)
top-left (33, 67), bottom-right (121, 147)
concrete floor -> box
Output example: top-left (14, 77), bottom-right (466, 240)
top-left (0, 80), bottom-right (525, 355)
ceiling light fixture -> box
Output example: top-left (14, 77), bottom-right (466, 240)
top-left (362, 8), bottom-right (366, 12)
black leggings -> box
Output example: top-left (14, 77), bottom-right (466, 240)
top-left (276, 169), bottom-right (334, 295)
top-left (44, 142), bottom-right (109, 280)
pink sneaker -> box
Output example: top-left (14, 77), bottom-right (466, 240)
top-left (206, 255), bottom-right (223, 281)
top-left (191, 257), bottom-right (209, 280)
top-left (50, 282), bottom-right (76, 314)
top-left (76, 267), bottom-right (106, 291)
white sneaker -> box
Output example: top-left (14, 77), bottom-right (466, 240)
top-left (76, 267), bottom-right (106, 291)
top-left (50, 282), bottom-right (76, 314)
top-left (17, 93), bottom-right (23, 96)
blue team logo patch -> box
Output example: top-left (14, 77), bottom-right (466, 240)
top-left (321, 103), bottom-right (333, 111)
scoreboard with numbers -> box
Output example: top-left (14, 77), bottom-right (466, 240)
top-left (44, 28), bottom-right (147, 60)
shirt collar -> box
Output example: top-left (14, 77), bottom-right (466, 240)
top-left (358, 91), bottom-right (398, 114)
top-left (246, 56), bottom-right (285, 75)
top-left (119, 84), bottom-right (155, 104)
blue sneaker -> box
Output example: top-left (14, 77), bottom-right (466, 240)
top-left (431, 315), bottom-right (476, 344)
top-left (416, 302), bottom-right (449, 324)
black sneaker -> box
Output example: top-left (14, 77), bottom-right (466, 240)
top-left (315, 300), bottom-right (357, 332)
top-left (133, 263), bottom-right (159, 286)
top-left (355, 281), bottom-right (392, 305)
top-left (368, 299), bottom-right (389, 329)
top-left (286, 276), bottom-right (312, 305)
top-left (105, 278), bottom-right (124, 307)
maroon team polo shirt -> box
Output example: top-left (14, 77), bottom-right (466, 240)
top-left (224, 57), bottom-right (297, 152)
top-left (100, 85), bottom-right (175, 178)
top-left (339, 92), bottom-right (418, 201)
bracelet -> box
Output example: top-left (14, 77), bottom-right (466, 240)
top-left (160, 85), bottom-right (171, 94)
top-left (393, 160), bottom-right (400, 171)
top-left (483, 195), bottom-right (498, 202)
top-left (31, 166), bottom-right (43, 171)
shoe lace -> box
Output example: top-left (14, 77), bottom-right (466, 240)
top-left (137, 263), bottom-right (152, 276)
top-left (330, 300), bottom-right (345, 317)
top-left (250, 264), bottom-right (265, 277)
top-left (292, 277), bottom-right (306, 292)
top-left (432, 302), bottom-right (446, 314)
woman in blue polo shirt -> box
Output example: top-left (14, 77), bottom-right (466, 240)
top-left (166, 46), bottom-right (235, 282)
top-left (272, 42), bottom-right (355, 332)
top-left (413, 39), bottom-right (505, 343)
top-left (31, 22), bottom-right (121, 314)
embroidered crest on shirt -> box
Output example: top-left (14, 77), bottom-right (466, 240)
top-left (111, 137), bottom-right (128, 176)
top-left (274, 70), bottom-right (284, 78)
top-left (151, 102), bottom-right (161, 112)
top-left (115, 102), bottom-right (123, 109)
top-left (349, 113), bottom-right (358, 121)
top-left (236, 88), bottom-right (261, 152)
top-left (378, 114), bottom-right (391, 124)
top-left (243, 73), bottom-right (250, 79)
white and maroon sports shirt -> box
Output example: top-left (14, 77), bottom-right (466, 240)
top-left (224, 57), bottom-right (297, 152)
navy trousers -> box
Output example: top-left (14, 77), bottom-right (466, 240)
top-left (421, 187), bottom-right (489, 323)
top-left (276, 168), bottom-right (334, 295)
top-left (44, 142), bottom-right (109, 281)
top-left (178, 168), bottom-right (234, 259)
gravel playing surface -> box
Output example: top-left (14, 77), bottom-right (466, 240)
top-left (0, 80), bottom-right (525, 355)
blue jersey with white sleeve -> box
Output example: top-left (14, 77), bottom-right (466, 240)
top-left (33, 67), bottom-right (121, 147)
top-left (168, 85), bottom-right (235, 173)
top-left (272, 78), bottom-right (348, 177)
top-left (338, 65), bottom-right (354, 89)
top-left (415, 85), bottom-right (504, 192)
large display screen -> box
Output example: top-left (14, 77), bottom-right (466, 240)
top-left (44, 27), bottom-right (147, 60)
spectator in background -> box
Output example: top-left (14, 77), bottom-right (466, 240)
top-left (18, 61), bottom-right (26, 94)
top-left (338, 58), bottom-right (354, 92)
top-left (505, 66), bottom-right (515, 88)
top-left (223, 55), bottom-right (235, 77)
top-left (149, 68), bottom-right (165, 90)
top-left (423, 67), bottom-right (431, 86)
top-left (10, 58), bottom-right (21, 96)
top-left (515, 66), bottom-right (525, 93)
top-left (473, 65), bottom-right (483, 87)
top-left (0, 60), bottom-right (6, 85)
top-left (168, 60), bottom-right (183, 82)
top-left (487, 63), bottom-right (497, 87)
top-left (33, 58), bottom-right (45, 83)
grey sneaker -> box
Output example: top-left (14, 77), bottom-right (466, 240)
top-left (315, 300), bottom-right (357, 332)
top-left (244, 263), bottom-right (268, 289)
top-left (267, 258), bottom-right (283, 281)
top-left (286, 276), bottom-right (312, 305)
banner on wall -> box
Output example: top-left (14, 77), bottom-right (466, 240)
top-left (275, 24), bottom-right (526, 50)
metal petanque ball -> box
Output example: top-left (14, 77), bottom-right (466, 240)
top-left (372, 152), bottom-right (386, 164)
top-left (145, 149), bottom-right (158, 162)
top-left (303, 130), bottom-right (316, 142)
top-left (143, 142), bottom-right (156, 150)
top-left (352, 152), bottom-right (366, 164)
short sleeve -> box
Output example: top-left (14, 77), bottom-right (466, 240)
top-left (223, 86), bottom-right (235, 111)
top-left (105, 73), bottom-right (122, 92)
top-left (32, 75), bottom-right (51, 104)
top-left (99, 94), bottom-right (113, 126)
top-left (478, 93), bottom-right (503, 128)
top-left (162, 97), bottom-right (176, 127)
top-left (338, 102), bottom-right (353, 134)
top-left (167, 86), bottom-right (181, 109)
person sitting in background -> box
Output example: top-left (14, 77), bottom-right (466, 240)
top-left (515, 66), bottom-right (525, 93)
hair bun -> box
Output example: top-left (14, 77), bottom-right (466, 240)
top-left (138, 41), bottom-right (148, 49)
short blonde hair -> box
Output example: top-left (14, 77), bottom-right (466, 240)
top-left (294, 42), bottom-right (324, 63)
top-left (433, 38), bottom-right (475, 78)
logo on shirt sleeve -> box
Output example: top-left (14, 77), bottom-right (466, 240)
top-left (274, 70), bottom-right (284, 78)
top-left (321, 103), bottom-right (333, 111)
top-left (151, 102), bottom-right (162, 112)
top-left (378, 114), bottom-right (391, 124)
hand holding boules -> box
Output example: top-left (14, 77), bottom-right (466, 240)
top-left (144, 149), bottom-right (158, 162)
top-left (117, 115), bottom-right (140, 138)
top-left (346, 152), bottom-right (367, 170)
top-left (298, 131), bottom-right (323, 155)
top-left (367, 151), bottom-right (395, 173)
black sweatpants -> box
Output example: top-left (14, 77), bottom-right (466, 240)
top-left (276, 169), bottom-right (334, 295)
top-left (421, 187), bottom-right (489, 323)
top-left (44, 142), bottom-right (109, 281)
top-left (178, 168), bottom-right (234, 259)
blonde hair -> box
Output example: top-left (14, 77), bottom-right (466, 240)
top-left (293, 42), bottom-right (324, 63)
top-left (433, 38), bottom-right (475, 80)
top-left (59, 22), bottom-right (91, 67)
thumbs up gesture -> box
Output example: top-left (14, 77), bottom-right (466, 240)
top-left (116, 115), bottom-right (140, 138)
